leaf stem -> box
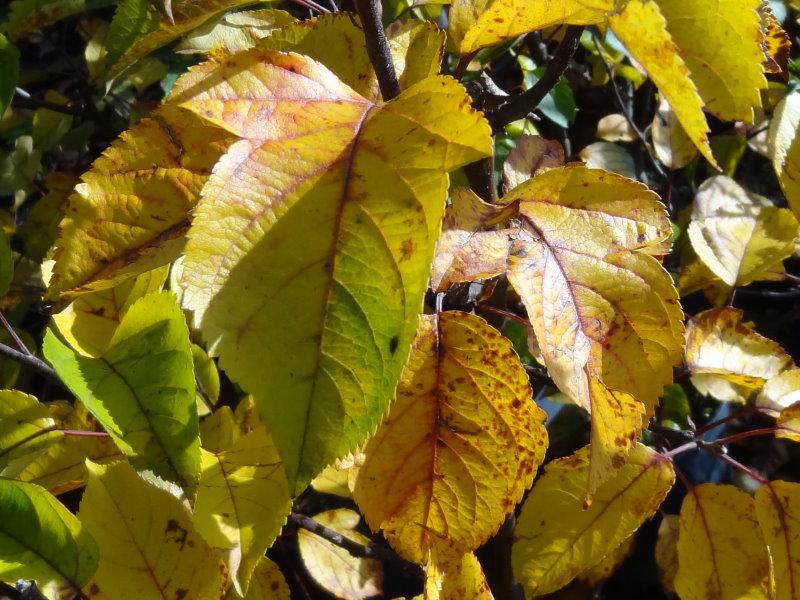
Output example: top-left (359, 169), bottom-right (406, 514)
top-left (661, 440), bottom-right (698, 459)
top-left (0, 426), bottom-right (58, 460)
top-left (0, 341), bottom-right (60, 382)
top-left (355, 0), bottom-right (400, 101)
top-left (693, 406), bottom-right (761, 436)
top-left (486, 26), bottom-right (584, 132)
top-left (475, 303), bottom-right (529, 326)
top-left (713, 427), bottom-right (777, 446)
top-left (0, 311), bottom-right (32, 356)
top-left (717, 452), bottom-right (768, 484)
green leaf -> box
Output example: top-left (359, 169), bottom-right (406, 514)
top-left (44, 291), bottom-right (201, 493)
top-left (0, 35), bottom-right (19, 116)
top-left (0, 478), bottom-right (98, 595)
top-left (0, 228), bottom-right (13, 302)
top-left (6, 0), bottom-right (115, 39)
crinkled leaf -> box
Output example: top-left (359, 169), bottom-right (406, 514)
top-left (0, 479), bottom-right (98, 595)
top-left (78, 460), bottom-right (227, 599)
top-left (170, 50), bottom-right (491, 494)
top-left (755, 480), bottom-right (800, 600)
top-left (354, 311), bottom-right (547, 563)
top-left (675, 483), bottom-right (770, 600)
top-left (503, 165), bottom-right (682, 495)
top-left (44, 291), bottom-right (200, 492)
top-left (176, 9), bottom-right (297, 55)
top-left (502, 134), bottom-right (564, 193)
top-left (194, 426), bottom-right (291, 596)
top-left (512, 443), bottom-right (674, 596)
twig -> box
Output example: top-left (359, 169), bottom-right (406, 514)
top-left (718, 452), bottom-right (768, 484)
top-left (475, 303), bottom-right (529, 326)
top-left (0, 311), bottom-right (32, 355)
top-left (661, 440), bottom-right (698, 460)
top-left (13, 88), bottom-right (77, 116)
top-left (288, 0), bottom-right (330, 13)
top-left (486, 26), bottom-right (584, 131)
top-left (713, 427), bottom-right (776, 446)
top-left (355, 0), bottom-right (400, 101)
top-left (0, 341), bottom-right (59, 382)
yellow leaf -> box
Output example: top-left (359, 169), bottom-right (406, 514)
top-left (195, 425), bottom-right (290, 595)
top-left (78, 460), bottom-right (228, 599)
top-left (47, 108), bottom-right (230, 301)
top-left (176, 9), bottom-right (297, 55)
top-left (354, 311), bottom-right (547, 563)
top-left (170, 50), bottom-right (491, 494)
top-left (430, 187), bottom-right (512, 292)
top-left (502, 134), bottom-right (565, 193)
top-left (578, 535), bottom-right (634, 586)
top-left (578, 141), bottom-right (637, 180)
top-left (686, 307), bottom-right (794, 402)
top-left (760, 3), bottom-right (791, 75)
top-left (677, 257), bottom-right (735, 307)
top-left (769, 92), bottom-right (800, 218)
top-left (503, 166), bottom-right (682, 494)
top-left (777, 403), bottom-right (800, 443)
top-left (106, 0), bottom-right (258, 79)
top-left (512, 443), bottom-right (674, 596)
top-left (200, 406), bottom-right (239, 454)
top-left (0, 390), bottom-right (57, 469)
top-left (687, 176), bottom-right (798, 288)
top-left (52, 266), bottom-right (168, 357)
top-left (757, 368), bottom-right (800, 416)
top-left (427, 548), bottom-right (493, 600)
top-left (596, 114), bottom-right (636, 143)
top-left (657, 0), bottom-right (766, 123)
top-left (755, 480), bottom-right (800, 600)
top-left (652, 98), bottom-right (698, 170)
top-left (448, 0), bottom-right (613, 54)
top-left (675, 483), bottom-right (771, 600)
top-left (224, 557), bottom-right (289, 600)
top-left (310, 453), bottom-right (363, 499)
top-left (654, 514), bottom-right (679, 595)
top-left (608, 0), bottom-right (717, 168)
top-left (260, 14), bottom-right (444, 101)
top-left (298, 509), bottom-right (383, 600)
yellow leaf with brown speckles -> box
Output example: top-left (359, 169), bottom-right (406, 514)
top-left (755, 481), bottom-right (800, 600)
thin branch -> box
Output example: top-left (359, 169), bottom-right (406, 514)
top-left (355, 0), bottom-right (400, 101)
top-left (0, 311), bottom-right (32, 355)
top-left (288, 0), bottom-right (330, 13)
top-left (486, 26), bottom-right (584, 131)
top-left (718, 452), bottom-right (768, 484)
top-left (13, 88), bottom-right (77, 116)
top-left (0, 341), bottom-right (60, 382)
top-left (661, 440), bottom-right (698, 459)
top-left (713, 427), bottom-right (776, 446)
top-left (0, 426), bottom-right (58, 460)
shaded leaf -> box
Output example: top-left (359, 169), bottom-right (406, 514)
top-left (0, 35), bottom-right (19, 117)
top-left (78, 460), bottom-right (227, 599)
top-left (578, 535), bottom-right (634, 587)
top-left (502, 134), bottom-right (564, 193)
top-left (6, 0), bottom-right (114, 39)
top-left (427, 548), bottom-right (493, 600)
top-left (755, 480), bottom-right (800, 600)
top-left (654, 514), bottom-right (679, 596)
top-left (224, 557), bottom-right (289, 600)
top-left (675, 483), bottom-right (770, 600)
top-left (512, 443), bottom-right (674, 596)
top-left (171, 50), bottom-right (491, 494)
top-left (354, 311), bottom-right (547, 563)
top-left (757, 368), bottom-right (800, 416)
top-left (578, 141), bottom-right (636, 179)
top-left (652, 98), bottom-right (697, 170)
top-left (596, 114), bottom-right (635, 143)
top-left (44, 291), bottom-right (200, 492)
top-left (760, 4), bottom-right (790, 75)
top-left (31, 91), bottom-right (73, 152)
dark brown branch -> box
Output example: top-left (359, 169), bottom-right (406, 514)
top-left (486, 26), bottom-right (584, 131)
top-left (0, 341), bottom-right (60, 382)
top-left (13, 88), bottom-right (77, 116)
top-left (355, 0), bottom-right (400, 101)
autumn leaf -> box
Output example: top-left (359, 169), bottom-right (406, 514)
top-left (687, 175), bottom-right (798, 288)
top-left (0, 479), bottom-right (99, 596)
top-left (176, 9), bottom-right (297, 55)
top-left (755, 480), bottom-right (800, 600)
top-left (502, 134), bottom-right (565, 193)
top-left (502, 165), bottom-right (683, 494)
top-left (757, 368), bottom-right (800, 416)
top-left (578, 536), bottom-right (634, 587)
top-left (654, 514), bottom-right (679, 596)
top-left (685, 307), bottom-right (794, 402)
top-left (78, 460), bottom-right (228, 599)
top-left (354, 311), bottom-right (547, 563)
top-left (652, 98), bottom-right (697, 170)
top-left (44, 291), bottom-right (201, 492)
top-left (194, 425), bottom-right (291, 596)
top-left (169, 49), bottom-right (491, 494)
top-left (298, 508), bottom-right (383, 600)
top-left (426, 548), bottom-right (493, 600)
top-left (225, 557), bottom-right (290, 600)
top-left (675, 483), bottom-right (771, 600)
top-left (760, 3), bottom-right (791, 75)
top-left (769, 91), bottom-right (800, 218)
top-left (46, 108), bottom-right (230, 301)
top-left (0, 390), bottom-right (57, 469)
top-left (512, 443), bottom-right (674, 596)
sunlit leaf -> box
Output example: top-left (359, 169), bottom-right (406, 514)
top-left (760, 4), bottom-right (790, 75)
top-left (78, 460), bottom-right (228, 599)
top-left (502, 134), bottom-right (564, 193)
top-left (769, 91), bottom-right (800, 218)
top-left (757, 368), bottom-right (800, 416)
top-left (427, 548), bottom-right (493, 600)
top-left (578, 535), bottom-right (634, 586)
top-left (0, 479), bottom-right (98, 596)
top-left (170, 50), bottom-right (491, 494)
top-left (512, 443), bottom-right (674, 596)
top-left (176, 9), bottom-right (296, 55)
top-left (685, 307), bottom-right (794, 402)
top-left (354, 311), bottom-right (547, 563)
top-left (755, 480), bottom-right (800, 600)
top-left (652, 98), bottom-right (697, 170)
top-left (675, 483), bottom-right (770, 600)
top-left (224, 557), bottom-right (290, 600)
top-left (0, 390), bottom-right (57, 470)
top-left (596, 114), bottom-right (635, 143)
top-left (45, 291), bottom-right (201, 492)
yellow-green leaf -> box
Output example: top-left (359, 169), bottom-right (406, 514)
top-left (52, 266), bottom-right (168, 357)
top-left (578, 535), bottom-right (634, 587)
top-left (0, 390), bottom-right (57, 470)
top-left (512, 443), bottom-right (674, 596)
top-left (225, 557), bottom-right (289, 600)
top-left (608, 0), bottom-right (717, 168)
top-left (170, 50), bottom-right (491, 494)
top-left (194, 426), bottom-right (291, 596)
top-left (652, 98), bottom-right (698, 170)
top-left (354, 311), bottom-right (547, 563)
top-left (46, 108), bottom-right (229, 301)
top-left (675, 483), bottom-right (770, 600)
top-left (44, 291), bottom-right (201, 492)
top-left (687, 175), bottom-right (798, 288)
top-left (0, 479), bottom-right (99, 595)
top-left (78, 460), bottom-right (228, 599)
top-left (6, 0), bottom-right (114, 39)
top-left (298, 508), bottom-right (383, 600)
top-left (769, 91), bottom-right (800, 218)
top-left (176, 9), bottom-right (297, 55)
top-left (685, 307), bottom-right (794, 402)
top-left (755, 480), bottom-right (800, 600)
top-left (503, 165), bottom-right (682, 494)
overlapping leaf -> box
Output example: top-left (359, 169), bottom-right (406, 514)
top-left (44, 291), bottom-right (200, 492)
top-left (512, 443), bottom-right (674, 596)
top-left (502, 166), bottom-right (683, 494)
top-left (354, 311), bottom-right (547, 563)
top-left (427, 549), bottom-right (493, 600)
top-left (755, 481), bottom-right (800, 600)
top-left (502, 134), bottom-right (564, 193)
top-left (675, 483), bottom-right (771, 600)
top-left (6, 0), bottom-right (114, 39)
top-left (225, 557), bottom-right (289, 600)
top-left (169, 49), bottom-right (491, 494)
top-left (0, 390), bottom-right (57, 469)
top-left (46, 107), bottom-right (230, 301)
top-left (769, 92), bottom-right (800, 218)
top-left (0, 479), bottom-right (98, 596)
top-left (176, 9), bottom-right (297, 55)
top-left (78, 460), bottom-right (228, 599)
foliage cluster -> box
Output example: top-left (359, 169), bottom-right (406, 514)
top-left (0, 0), bottom-right (799, 598)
